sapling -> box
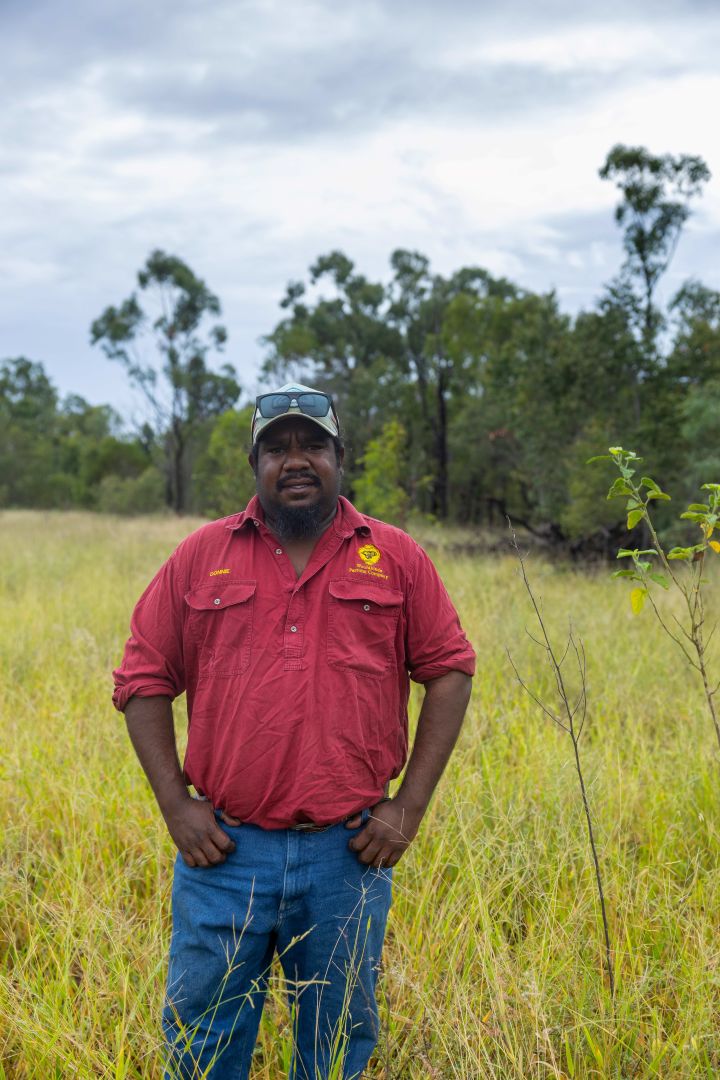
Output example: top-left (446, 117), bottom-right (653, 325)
top-left (590, 447), bottom-right (720, 752)
top-left (507, 526), bottom-right (615, 999)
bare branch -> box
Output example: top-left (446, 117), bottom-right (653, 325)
top-left (506, 649), bottom-right (569, 732)
top-left (525, 628), bottom-right (550, 653)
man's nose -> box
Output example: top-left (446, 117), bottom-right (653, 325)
top-left (281, 442), bottom-right (311, 469)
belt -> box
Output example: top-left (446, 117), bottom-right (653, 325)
top-left (287, 785), bottom-right (390, 832)
top-left (289, 816), bottom-right (350, 833)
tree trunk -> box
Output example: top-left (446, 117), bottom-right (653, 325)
top-left (435, 368), bottom-right (448, 520)
top-left (171, 421), bottom-right (185, 514)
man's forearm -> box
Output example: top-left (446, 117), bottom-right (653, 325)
top-left (124, 694), bottom-right (191, 817)
top-left (394, 669), bottom-right (472, 816)
top-left (124, 695), bottom-right (235, 868)
top-left (347, 669), bottom-right (472, 867)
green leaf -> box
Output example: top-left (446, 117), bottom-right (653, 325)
top-left (641, 476), bottom-right (661, 493)
top-left (680, 511), bottom-right (706, 522)
top-left (701, 483), bottom-right (720, 492)
top-left (636, 549), bottom-right (658, 555)
top-left (607, 477), bottom-right (634, 499)
top-left (630, 587), bottom-right (647, 614)
top-left (648, 572), bottom-right (670, 589)
top-left (637, 561), bottom-right (651, 572)
top-left (667, 547), bottom-right (694, 560)
top-left (686, 503), bottom-right (710, 513)
top-left (646, 491), bottom-right (671, 501)
top-left (586, 454), bottom-right (612, 464)
top-left (627, 508), bottom-right (644, 530)
top-left (616, 549), bottom-right (635, 558)
top-left (626, 497), bottom-right (642, 509)
top-left (612, 569), bottom-right (638, 579)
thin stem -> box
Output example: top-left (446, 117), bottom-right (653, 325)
top-left (507, 523), bottom-right (615, 999)
top-left (642, 583), bottom-right (699, 670)
top-left (570, 728), bottom-right (615, 1000)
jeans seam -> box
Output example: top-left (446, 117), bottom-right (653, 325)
top-left (276, 829), bottom-right (291, 930)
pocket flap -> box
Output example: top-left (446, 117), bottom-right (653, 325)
top-left (185, 581), bottom-right (257, 611)
top-left (329, 580), bottom-right (403, 608)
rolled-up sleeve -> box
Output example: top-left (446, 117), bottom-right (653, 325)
top-left (405, 544), bottom-right (476, 684)
top-left (112, 552), bottom-right (186, 712)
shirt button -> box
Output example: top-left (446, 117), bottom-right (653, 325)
top-left (253, 519), bottom-right (259, 526)
top-left (275, 548), bottom-right (283, 555)
top-left (290, 625), bottom-right (298, 633)
top-left (363, 604), bottom-right (370, 611)
top-left (214, 598), bottom-right (221, 606)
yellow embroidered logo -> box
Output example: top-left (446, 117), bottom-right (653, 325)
top-left (209, 568), bottom-right (231, 576)
top-left (357, 544), bottom-right (381, 565)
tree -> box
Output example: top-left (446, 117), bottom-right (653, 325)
top-left (0, 357), bottom-right (60, 506)
top-left (192, 406), bottom-right (257, 518)
top-left (667, 280), bottom-right (720, 387)
top-left (263, 249), bottom-right (518, 519)
top-left (91, 250), bottom-right (240, 513)
top-left (599, 145), bottom-right (710, 407)
top-left (354, 419), bottom-right (409, 525)
top-left (0, 359), bottom-right (154, 510)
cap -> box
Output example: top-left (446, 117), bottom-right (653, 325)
top-left (251, 383), bottom-right (340, 444)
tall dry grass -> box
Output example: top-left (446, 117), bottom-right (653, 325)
top-left (1, 510), bottom-right (719, 1078)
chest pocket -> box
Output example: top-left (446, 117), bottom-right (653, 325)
top-left (327, 580), bottom-right (404, 678)
top-left (185, 581), bottom-right (256, 677)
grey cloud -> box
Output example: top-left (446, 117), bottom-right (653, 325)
top-left (4, 0), bottom-right (720, 152)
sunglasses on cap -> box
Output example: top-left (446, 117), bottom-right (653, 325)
top-left (254, 391), bottom-right (335, 419)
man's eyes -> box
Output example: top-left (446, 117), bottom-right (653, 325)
top-left (266, 443), bottom-right (327, 454)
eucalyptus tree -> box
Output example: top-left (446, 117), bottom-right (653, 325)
top-left (91, 250), bottom-right (240, 512)
top-left (599, 145), bottom-right (710, 419)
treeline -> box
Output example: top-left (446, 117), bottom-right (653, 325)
top-left (2, 146), bottom-right (719, 548)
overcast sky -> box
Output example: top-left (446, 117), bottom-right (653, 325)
top-left (2, 0), bottom-right (719, 420)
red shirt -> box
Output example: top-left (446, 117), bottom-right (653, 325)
top-left (113, 496), bottom-right (475, 828)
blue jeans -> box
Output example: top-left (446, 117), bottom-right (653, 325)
top-left (163, 811), bottom-right (392, 1079)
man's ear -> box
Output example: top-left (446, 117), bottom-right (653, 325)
top-left (248, 450), bottom-right (258, 475)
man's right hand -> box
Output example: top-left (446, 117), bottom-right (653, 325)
top-left (164, 797), bottom-right (236, 868)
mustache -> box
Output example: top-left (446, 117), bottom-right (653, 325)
top-left (277, 474), bottom-right (320, 489)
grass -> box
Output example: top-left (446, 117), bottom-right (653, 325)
top-left (1, 510), bottom-right (720, 1078)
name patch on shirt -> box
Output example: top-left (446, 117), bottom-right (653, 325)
top-left (209, 567), bottom-right (231, 576)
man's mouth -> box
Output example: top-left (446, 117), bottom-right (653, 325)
top-left (279, 477), bottom-right (320, 492)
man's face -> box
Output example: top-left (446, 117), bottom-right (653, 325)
top-left (250, 417), bottom-right (343, 539)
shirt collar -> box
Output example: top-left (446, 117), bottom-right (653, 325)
top-left (224, 495), bottom-right (265, 531)
top-left (334, 496), bottom-right (372, 539)
top-left (224, 494), bottom-right (371, 538)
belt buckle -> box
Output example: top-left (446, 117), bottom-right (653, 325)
top-left (290, 821), bottom-right (332, 832)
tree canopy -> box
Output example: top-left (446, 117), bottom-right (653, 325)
top-left (3, 145), bottom-right (715, 551)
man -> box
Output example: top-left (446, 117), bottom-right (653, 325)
top-left (113, 383), bottom-right (475, 1079)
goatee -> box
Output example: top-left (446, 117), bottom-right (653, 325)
top-left (271, 503), bottom-right (327, 540)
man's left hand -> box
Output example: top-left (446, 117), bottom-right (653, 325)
top-left (345, 798), bottom-right (422, 868)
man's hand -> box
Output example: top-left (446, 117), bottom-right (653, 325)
top-left (345, 799), bottom-right (422, 869)
top-left (164, 797), bottom-right (236, 868)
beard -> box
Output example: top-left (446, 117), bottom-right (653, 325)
top-left (271, 501), bottom-right (327, 540)
top-left (255, 469), bottom-right (342, 540)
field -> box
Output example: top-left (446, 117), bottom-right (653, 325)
top-left (1, 510), bottom-right (720, 1078)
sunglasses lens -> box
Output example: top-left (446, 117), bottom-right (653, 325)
top-left (256, 392), bottom-right (333, 422)
top-left (258, 394), bottom-right (291, 417)
top-left (297, 393), bottom-right (331, 417)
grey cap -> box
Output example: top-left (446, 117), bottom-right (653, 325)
top-left (251, 383), bottom-right (340, 444)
